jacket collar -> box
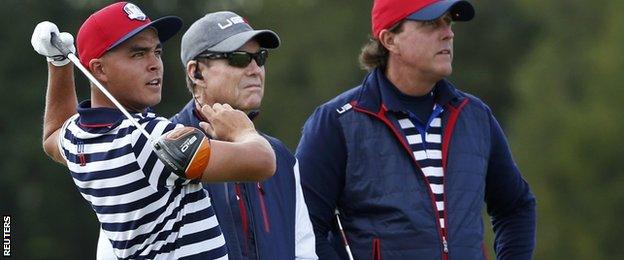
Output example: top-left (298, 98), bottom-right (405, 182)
top-left (171, 100), bottom-right (203, 128)
top-left (354, 68), bottom-right (465, 112)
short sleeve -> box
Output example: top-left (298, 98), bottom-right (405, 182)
top-left (57, 114), bottom-right (78, 162)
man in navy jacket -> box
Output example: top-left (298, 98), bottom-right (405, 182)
top-left (172, 11), bottom-right (317, 260)
top-left (296, 0), bottom-right (536, 259)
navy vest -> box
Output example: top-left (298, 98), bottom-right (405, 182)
top-left (298, 69), bottom-right (534, 259)
top-left (338, 80), bottom-right (489, 259)
top-left (171, 100), bottom-right (296, 260)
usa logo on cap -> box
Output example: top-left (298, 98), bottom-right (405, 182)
top-left (371, 0), bottom-right (474, 39)
top-left (123, 3), bottom-right (146, 21)
top-left (76, 2), bottom-right (182, 68)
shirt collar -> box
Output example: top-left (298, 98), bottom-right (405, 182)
top-left (76, 100), bottom-right (151, 128)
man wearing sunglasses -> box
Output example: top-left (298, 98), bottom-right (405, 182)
top-left (31, 2), bottom-right (282, 259)
top-left (34, 9), bottom-right (316, 260)
top-left (170, 11), bottom-right (317, 260)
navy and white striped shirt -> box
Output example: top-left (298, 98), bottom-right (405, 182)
top-left (58, 103), bottom-right (228, 259)
top-left (396, 105), bottom-right (447, 236)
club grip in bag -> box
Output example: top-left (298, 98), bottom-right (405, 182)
top-left (154, 127), bottom-right (211, 180)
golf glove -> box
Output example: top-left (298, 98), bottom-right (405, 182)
top-left (31, 21), bottom-right (75, 66)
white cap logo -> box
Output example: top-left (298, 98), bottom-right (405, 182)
top-left (123, 3), bottom-right (147, 21)
top-left (218, 16), bottom-right (246, 29)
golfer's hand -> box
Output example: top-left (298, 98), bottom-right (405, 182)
top-left (199, 103), bottom-right (258, 142)
top-left (31, 21), bottom-right (76, 66)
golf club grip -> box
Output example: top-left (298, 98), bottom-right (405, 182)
top-left (50, 32), bottom-right (72, 57)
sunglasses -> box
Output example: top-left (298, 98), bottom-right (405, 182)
top-left (196, 49), bottom-right (269, 68)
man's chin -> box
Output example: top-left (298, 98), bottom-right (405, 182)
top-left (436, 65), bottom-right (453, 78)
top-left (244, 103), bottom-right (262, 111)
top-left (148, 97), bottom-right (162, 108)
top-left (238, 97), bottom-right (262, 110)
top-left (238, 102), bottom-right (261, 113)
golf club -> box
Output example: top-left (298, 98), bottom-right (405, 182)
top-left (335, 209), bottom-right (355, 260)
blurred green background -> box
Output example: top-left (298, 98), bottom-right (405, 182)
top-left (1, 0), bottom-right (622, 259)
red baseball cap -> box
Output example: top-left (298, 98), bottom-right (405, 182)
top-left (371, 0), bottom-right (475, 39)
top-left (76, 2), bottom-right (182, 68)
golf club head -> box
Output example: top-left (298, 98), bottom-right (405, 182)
top-left (154, 127), bottom-right (211, 180)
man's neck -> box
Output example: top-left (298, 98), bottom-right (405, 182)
top-left (90, 88), bottom-right (144, 113)
top-left (385, 62), bottom-right (439, 97)
top-left (193, 101), bottom-right (259, 121)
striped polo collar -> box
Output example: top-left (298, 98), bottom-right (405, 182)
top-left (76, 100), bottom-right (152, 128)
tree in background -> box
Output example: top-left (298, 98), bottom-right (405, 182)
top-left (510, 0), bottom-right (624, 258)
top-left (2, 0), bottom-right (622, 258)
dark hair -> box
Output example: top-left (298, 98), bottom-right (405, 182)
top-left (358, 21), bottom-right (405, 71)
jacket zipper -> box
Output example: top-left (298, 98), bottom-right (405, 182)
top-left (353, 100), bottom-right (469, 259)
top-left (441, 99), bottom-right (469, 260)
top-left (372, 238), bottom-right (381, 260)
top-left (235, 184), bottom-right (250, 254)
top-left (256, 182), bottom-right (270, 232)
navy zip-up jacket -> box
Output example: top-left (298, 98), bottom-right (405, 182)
top-left (171, 100), bottom-right (297, 260)
top-left (296, 69), bottom-right (536, 259)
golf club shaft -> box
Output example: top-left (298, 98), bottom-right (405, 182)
top-left (50, 32), bottom-right (154, 143)
top-left (335, 209), bottom-right (355, 260)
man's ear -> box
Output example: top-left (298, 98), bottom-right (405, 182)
top-left (186, 60), bottom-right (204, 82)
top-left (186, 60), bottom-right (205, 100)
top-left (89, 58), bottom-right (107, 82)
top-left (379, 29), bottom-right (398, 54)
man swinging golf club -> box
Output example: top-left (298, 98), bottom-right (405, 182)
top-left (31, 2), bottom-right (276, 259)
